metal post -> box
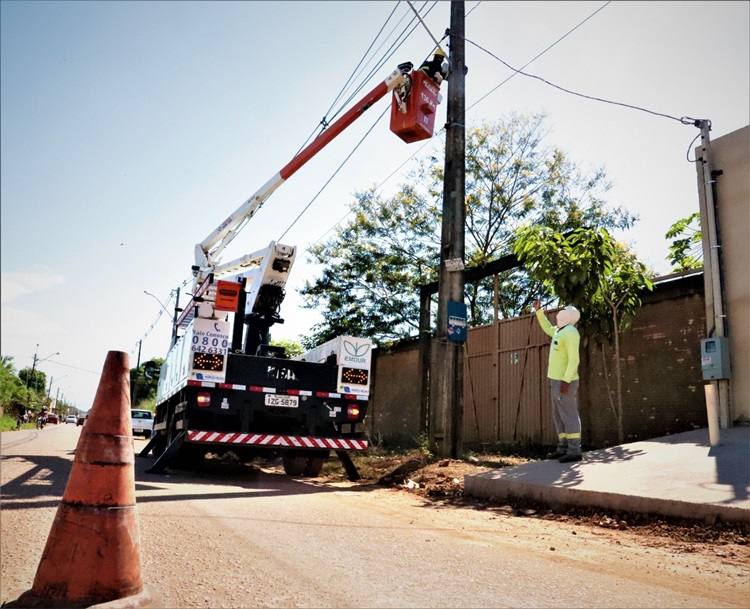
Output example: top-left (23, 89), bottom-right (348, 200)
top-left (26, 344), bottom-right (39, 407)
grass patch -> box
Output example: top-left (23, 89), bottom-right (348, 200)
top-left (0, 413), bottom-right (34, 432)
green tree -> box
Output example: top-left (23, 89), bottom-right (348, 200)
top-left (130, 358), bottom-right (164, 410)
top-left (270, 338), bottom-right (305, 358)
top-left (18, 367), bottom-right (47, 395)
top-left (301, 114), bottom-right (637, 345)
top-left (513, 225), bottom-right (653, 444)
top-left (0, 356), bottom-right (27, 411)
top-left (666, 212), bottom-right (702, 271)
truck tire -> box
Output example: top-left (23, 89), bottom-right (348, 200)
top-left (303, 456), bottom-right (326, 477)
top-left (282, 453), bottom-right (307, 476)
top-left (171, 445), bottom-right (205, 470)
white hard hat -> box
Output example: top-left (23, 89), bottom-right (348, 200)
top-left (556, 306), bottom-right (580, 327)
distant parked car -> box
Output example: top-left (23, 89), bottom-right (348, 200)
top-left (66, 415), bottom-right (77, 424)
top-left (131, 409), bottom-right (154, 438)
top-left (47, 413), bottom-right (59, 425)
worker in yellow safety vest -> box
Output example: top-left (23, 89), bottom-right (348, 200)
top-left (533, 300), bottom-right (583, 463)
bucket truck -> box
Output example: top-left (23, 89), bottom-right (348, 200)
top-left (140, 60), bottom-right (442, 478)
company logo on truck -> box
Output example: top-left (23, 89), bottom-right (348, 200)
top-left (343, 340), bottom-right (371, 365)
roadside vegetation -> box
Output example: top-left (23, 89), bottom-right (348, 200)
top-left (0, 355), bottom-right (78, 426)
top-left (0, 413), bottom-right (36, 432)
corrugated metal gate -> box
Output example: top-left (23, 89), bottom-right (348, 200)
top-left (369, 313), bottom-right (558, 447)
top-left (463, 313), bottom-right (557, 446)
top-left (370, 276), bottom-right (710, 448)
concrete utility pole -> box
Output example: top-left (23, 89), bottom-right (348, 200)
top-left (695, 120), bottom-right (731, 432)
top-left (430, 0), bottom-right (466, 458)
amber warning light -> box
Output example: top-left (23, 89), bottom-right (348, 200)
top-left (342, 367), bottom-right (369, 386)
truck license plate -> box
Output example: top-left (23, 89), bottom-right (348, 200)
top-left (264, 394), bottom-right (299, 408)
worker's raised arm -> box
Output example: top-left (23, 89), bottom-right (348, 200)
top-left (532, 300), bottom-right (555, 338)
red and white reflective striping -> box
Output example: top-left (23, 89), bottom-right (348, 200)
top-left (187, 379), bottom-right (367, 400)
top-left (187, 430), bottom-right (368, 450)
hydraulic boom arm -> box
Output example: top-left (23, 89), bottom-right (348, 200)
top-left (194, 63), bottom-right (413, 280)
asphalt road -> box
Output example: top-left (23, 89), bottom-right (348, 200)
top-left (1, 424), bottom-right (747, 608)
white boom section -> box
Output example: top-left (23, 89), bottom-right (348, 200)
top-left (192, 66), bottom-right (410, 283)
top-left (216, 241), bottom-right (296, 318)
top-left (195, 173), bottom-right (284, 273)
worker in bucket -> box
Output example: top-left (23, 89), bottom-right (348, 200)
top-left (532, 299), bottom-right (582, 463)
top-left (419, 48), bottom-right (448, 85)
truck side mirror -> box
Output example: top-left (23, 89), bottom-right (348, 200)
top-left (143, 361), bottom-right (160, 380)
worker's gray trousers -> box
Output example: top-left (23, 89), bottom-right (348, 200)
top-left (550, 379), bottom-right (581, 456)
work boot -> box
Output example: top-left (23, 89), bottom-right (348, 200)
top-left (558, 453), bottom-right (582, 463)
top-left (546, 447), bottom-right (568, 460)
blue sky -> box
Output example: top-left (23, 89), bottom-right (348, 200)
top-left (2, 1), bottom-right (748, 410)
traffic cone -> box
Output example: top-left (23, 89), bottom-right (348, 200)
top-left (8, 351), bottom-right (158, 608)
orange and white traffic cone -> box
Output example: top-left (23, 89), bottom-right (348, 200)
top-left (8, 351), bottom-right (158, 608)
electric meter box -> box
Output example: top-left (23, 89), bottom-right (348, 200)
top-left (701, 337), bottom-right (731, 380)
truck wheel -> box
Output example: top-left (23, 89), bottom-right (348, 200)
top-left (303, 456), bottom-right (326, 477)
top-left (144, 430), bottom-right (151, 439)
top-left (282, 453), bottom-right (307, 476)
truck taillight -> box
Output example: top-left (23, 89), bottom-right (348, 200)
top-left (347, 405), bottom-right (361, 420)
top-left (197, 392), bottom-right (211, 407)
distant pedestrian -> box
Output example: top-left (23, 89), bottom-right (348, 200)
top-left (533, 299), bottom-right (582, 463)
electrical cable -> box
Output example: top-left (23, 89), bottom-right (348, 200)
top-left (292, 2), bottom-right (404, 156)
top-left (464, 35), bottom-right (689, 124)
top-left (238, 1), bottom-right (434, 248)
top-left (326, 2), bottom-right (438, 121)
top-left (406, 0), bottom-right (447, 55)
top-left (41, 360), bottom-right (98, 375)
top-left (468, 1), bottom-right (612, 112)
top-left (685, 132), bottom-right (702, 162)
top-left (292, 1), bottom-right (434, 154)
top-left (240, 2), bottom-right (418, 232)
top-left (132, 4), bottom-right (437, 352)
top-left (309, 1), bottom-right (610, 247)
top-left (323, 3), bottom-right (401, 124)
top-left (277, 104), bottom-right (391, 242)
top-left (276, 2), bottom-right (439, 242)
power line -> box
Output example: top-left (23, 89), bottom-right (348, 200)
top-left (464, 35), bottom-right (690, 125)
top-left (273, 2), bottom-right (441, 241)
top-left (235, 1), bottom-right (435, 249)
top-left (293, 2), bottom-right (435, 155)
top-left (467, 1), bottom-right (612, 112)
top-left (277, 104), bottom-right (390, 242)
top-left (309, 0), bottom-right (609, 246)
top-left (292, 2), bottom-right (404, 156)
top-left (43, 360), bottom-right (98, 375)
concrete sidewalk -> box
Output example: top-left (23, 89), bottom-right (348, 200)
top-left (464, 427), bottom-right (750, 524)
